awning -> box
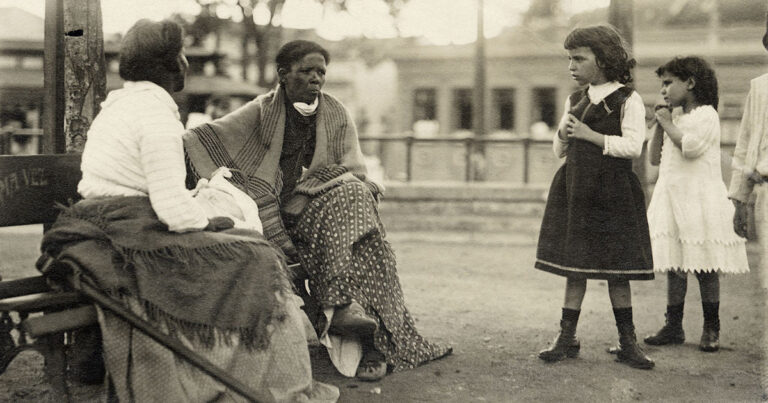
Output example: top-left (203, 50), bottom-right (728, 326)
top-left (0, 69), bottom-right (267, 98)
top-left (106, 73), bottom-right (268, 97)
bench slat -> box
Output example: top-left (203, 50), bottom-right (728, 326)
top-left (0, 276), bottom-right (50, 299)
top-left (0, 291), bottom-right (84, 312)
top-left (22, 305), bottom-right (97, 337)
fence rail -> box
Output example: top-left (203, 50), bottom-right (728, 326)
top-left (359, 134), bottom-right (556, 183)
top-left (0, 128), bottom-right (43, 155)
top-left (0, 130), bottom-right (738, 186)
top-left (359, 133), bottom-right (738, 185)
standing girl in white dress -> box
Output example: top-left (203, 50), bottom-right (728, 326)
top-left (645, 56), bottom-right (749, 352)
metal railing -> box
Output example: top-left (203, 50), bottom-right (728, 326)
top-left (359, 133), bottom-right (739, 184)
top-left (359, 134), bottom-right (554, 183)
top-left (1, 129), bottom-right (739, 185)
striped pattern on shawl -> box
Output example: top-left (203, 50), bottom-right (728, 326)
top-left (184, 86), bottom-right (384, 255)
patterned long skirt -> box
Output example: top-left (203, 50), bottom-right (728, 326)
top-left (289, 181), bottom-right (451, 372)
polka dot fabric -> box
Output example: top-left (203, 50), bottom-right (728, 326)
top-left (291, 182), bottom-right (451, 372)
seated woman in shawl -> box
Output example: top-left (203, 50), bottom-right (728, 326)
top-left (185, 40), bottom-right (452, 381)
top-left (41, 20), bottom-right (338, 403)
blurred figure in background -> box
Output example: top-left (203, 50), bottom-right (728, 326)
top-left (185, 94), bottom-right (234, 129)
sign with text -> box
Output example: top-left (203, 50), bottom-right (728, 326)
top-left (0, 154), bottom-right (82, 226)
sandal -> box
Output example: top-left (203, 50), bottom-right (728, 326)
top-left (355, 352), bottom-right (387, 382)
top-left (329, 302), bottom-right (378, 337)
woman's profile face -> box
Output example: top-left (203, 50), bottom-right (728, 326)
top-left (281, 52), bottom-right (326, 104)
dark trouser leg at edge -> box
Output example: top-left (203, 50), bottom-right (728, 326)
top-left (609, 280), bottom-right (655, 370)
top-left (697, 271), bottom-right (720, 352)
top-left (645, 271), bottom-right (686, 345)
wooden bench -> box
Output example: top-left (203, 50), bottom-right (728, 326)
top-left (0, 153), bottom-right (96, 400)
top-left (0, 154), bottom-right (302, 402)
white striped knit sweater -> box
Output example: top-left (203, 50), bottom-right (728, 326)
top-left (78, 81), bottom-right (209, 232)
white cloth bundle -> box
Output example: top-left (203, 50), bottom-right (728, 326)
top-left (192, 167), bottom-right (263, 233)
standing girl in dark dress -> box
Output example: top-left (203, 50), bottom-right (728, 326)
top-left (535, 25), bottom-right (655, 369)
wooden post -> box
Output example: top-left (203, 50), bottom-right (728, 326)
top-left (43, 0), bottom-right (65, 154)
top-left (62, 0), bottom-right (106, 153)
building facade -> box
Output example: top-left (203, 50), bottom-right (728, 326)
top-left (380, 24), bottom-right (767, 184)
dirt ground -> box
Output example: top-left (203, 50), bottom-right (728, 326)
top-left (0, 229), bottom-right (765, 402)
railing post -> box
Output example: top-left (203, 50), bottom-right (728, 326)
top-left (0, 130), bottom-right (11, 155)
top-left (465, 137), bottom-right (474, 182)
top-left (523, 137), bottom-right (531, 184)
top-left (405, 134), bottom-right (414, 182)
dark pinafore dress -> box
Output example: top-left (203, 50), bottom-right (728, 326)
top-left (535, 87), bottom-right (654, 281)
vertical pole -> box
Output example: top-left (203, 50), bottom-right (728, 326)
top-left (523, 138), bottom-right (530, 184)
top-left (472, 0), bottom-right (486, 181)
top-left (62, 0), bottom-right (106, 153)
top-left (43, 0), bottom-right (65, 154)
top-left (608, 0), bottom-right (633, 46)
top-left (473, 0), bottom-right (486, 138)
top-left (707, 0), bottom-right (720, 48)
top-left (405, 135), bottom-right (413, 182)
top-left (465, 138), bottom-right (473, 182)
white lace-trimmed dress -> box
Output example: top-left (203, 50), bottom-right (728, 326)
top-left (647, 105), bottom-right (749, 273)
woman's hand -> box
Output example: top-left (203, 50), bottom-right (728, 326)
top-left (283, 194), bottom-right (310, 217)
top-left (732, 200), bottom-right (749, 238)
top-left (205, 216), bottom-right (235, 232)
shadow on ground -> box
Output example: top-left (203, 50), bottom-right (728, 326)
top-left (0, 230), bottom-right (765, 402)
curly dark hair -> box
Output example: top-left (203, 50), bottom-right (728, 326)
top-left (275, 40), bottom-right (330, 73)
top-left (655, 56), bottom-right (719, 111)
top-left (118, 19), bottom-right (184, 84)
top-left (564, 25), bottom-right (636, 85)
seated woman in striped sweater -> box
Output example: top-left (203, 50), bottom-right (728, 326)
top-left (42, 19), bottom-right (338, 403)
top-left (185, 40), bottom-right (452, 382)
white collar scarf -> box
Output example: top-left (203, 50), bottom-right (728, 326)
top-left (292, 97), bottom-right (318, 116)
top-left (587, 81), bottom-right (623, 105)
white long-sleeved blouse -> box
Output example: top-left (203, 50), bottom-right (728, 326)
top-left (553, 81), bottom-right (646, 159)
top-left (78, 81), bottom-right (209, 232)
top-left (729, 73), bottom-right (768, 203)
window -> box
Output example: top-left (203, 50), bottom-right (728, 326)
top-left (493, 88), bottom-right (516, 131)
top-left (108, 59), bottom-right (119, 73)
top-left (453, 88), bottom-right (473, 130)
top-left (413, 88), bottom-right (436, 123)
top-left (20, 57), bottom-right (43, 70)
top-left (532, 87), bottom-right (557, 127)
top-left (0, 56), bottom-right (17, 69)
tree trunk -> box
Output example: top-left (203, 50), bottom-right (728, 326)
top-left (241, 16), bottom-right (250, 82)
top-left (255, 28), bottom-right (275, 88)
top-left (255, 1), bottom-right (284, 88)
top-left (62, 0), bottom-right (106, 153)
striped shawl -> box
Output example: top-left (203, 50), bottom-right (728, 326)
top-left (184, 86), bottom-right (384, 256)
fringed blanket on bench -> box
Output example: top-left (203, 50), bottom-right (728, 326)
top-left (40, 196), bottom-right (339, 402)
